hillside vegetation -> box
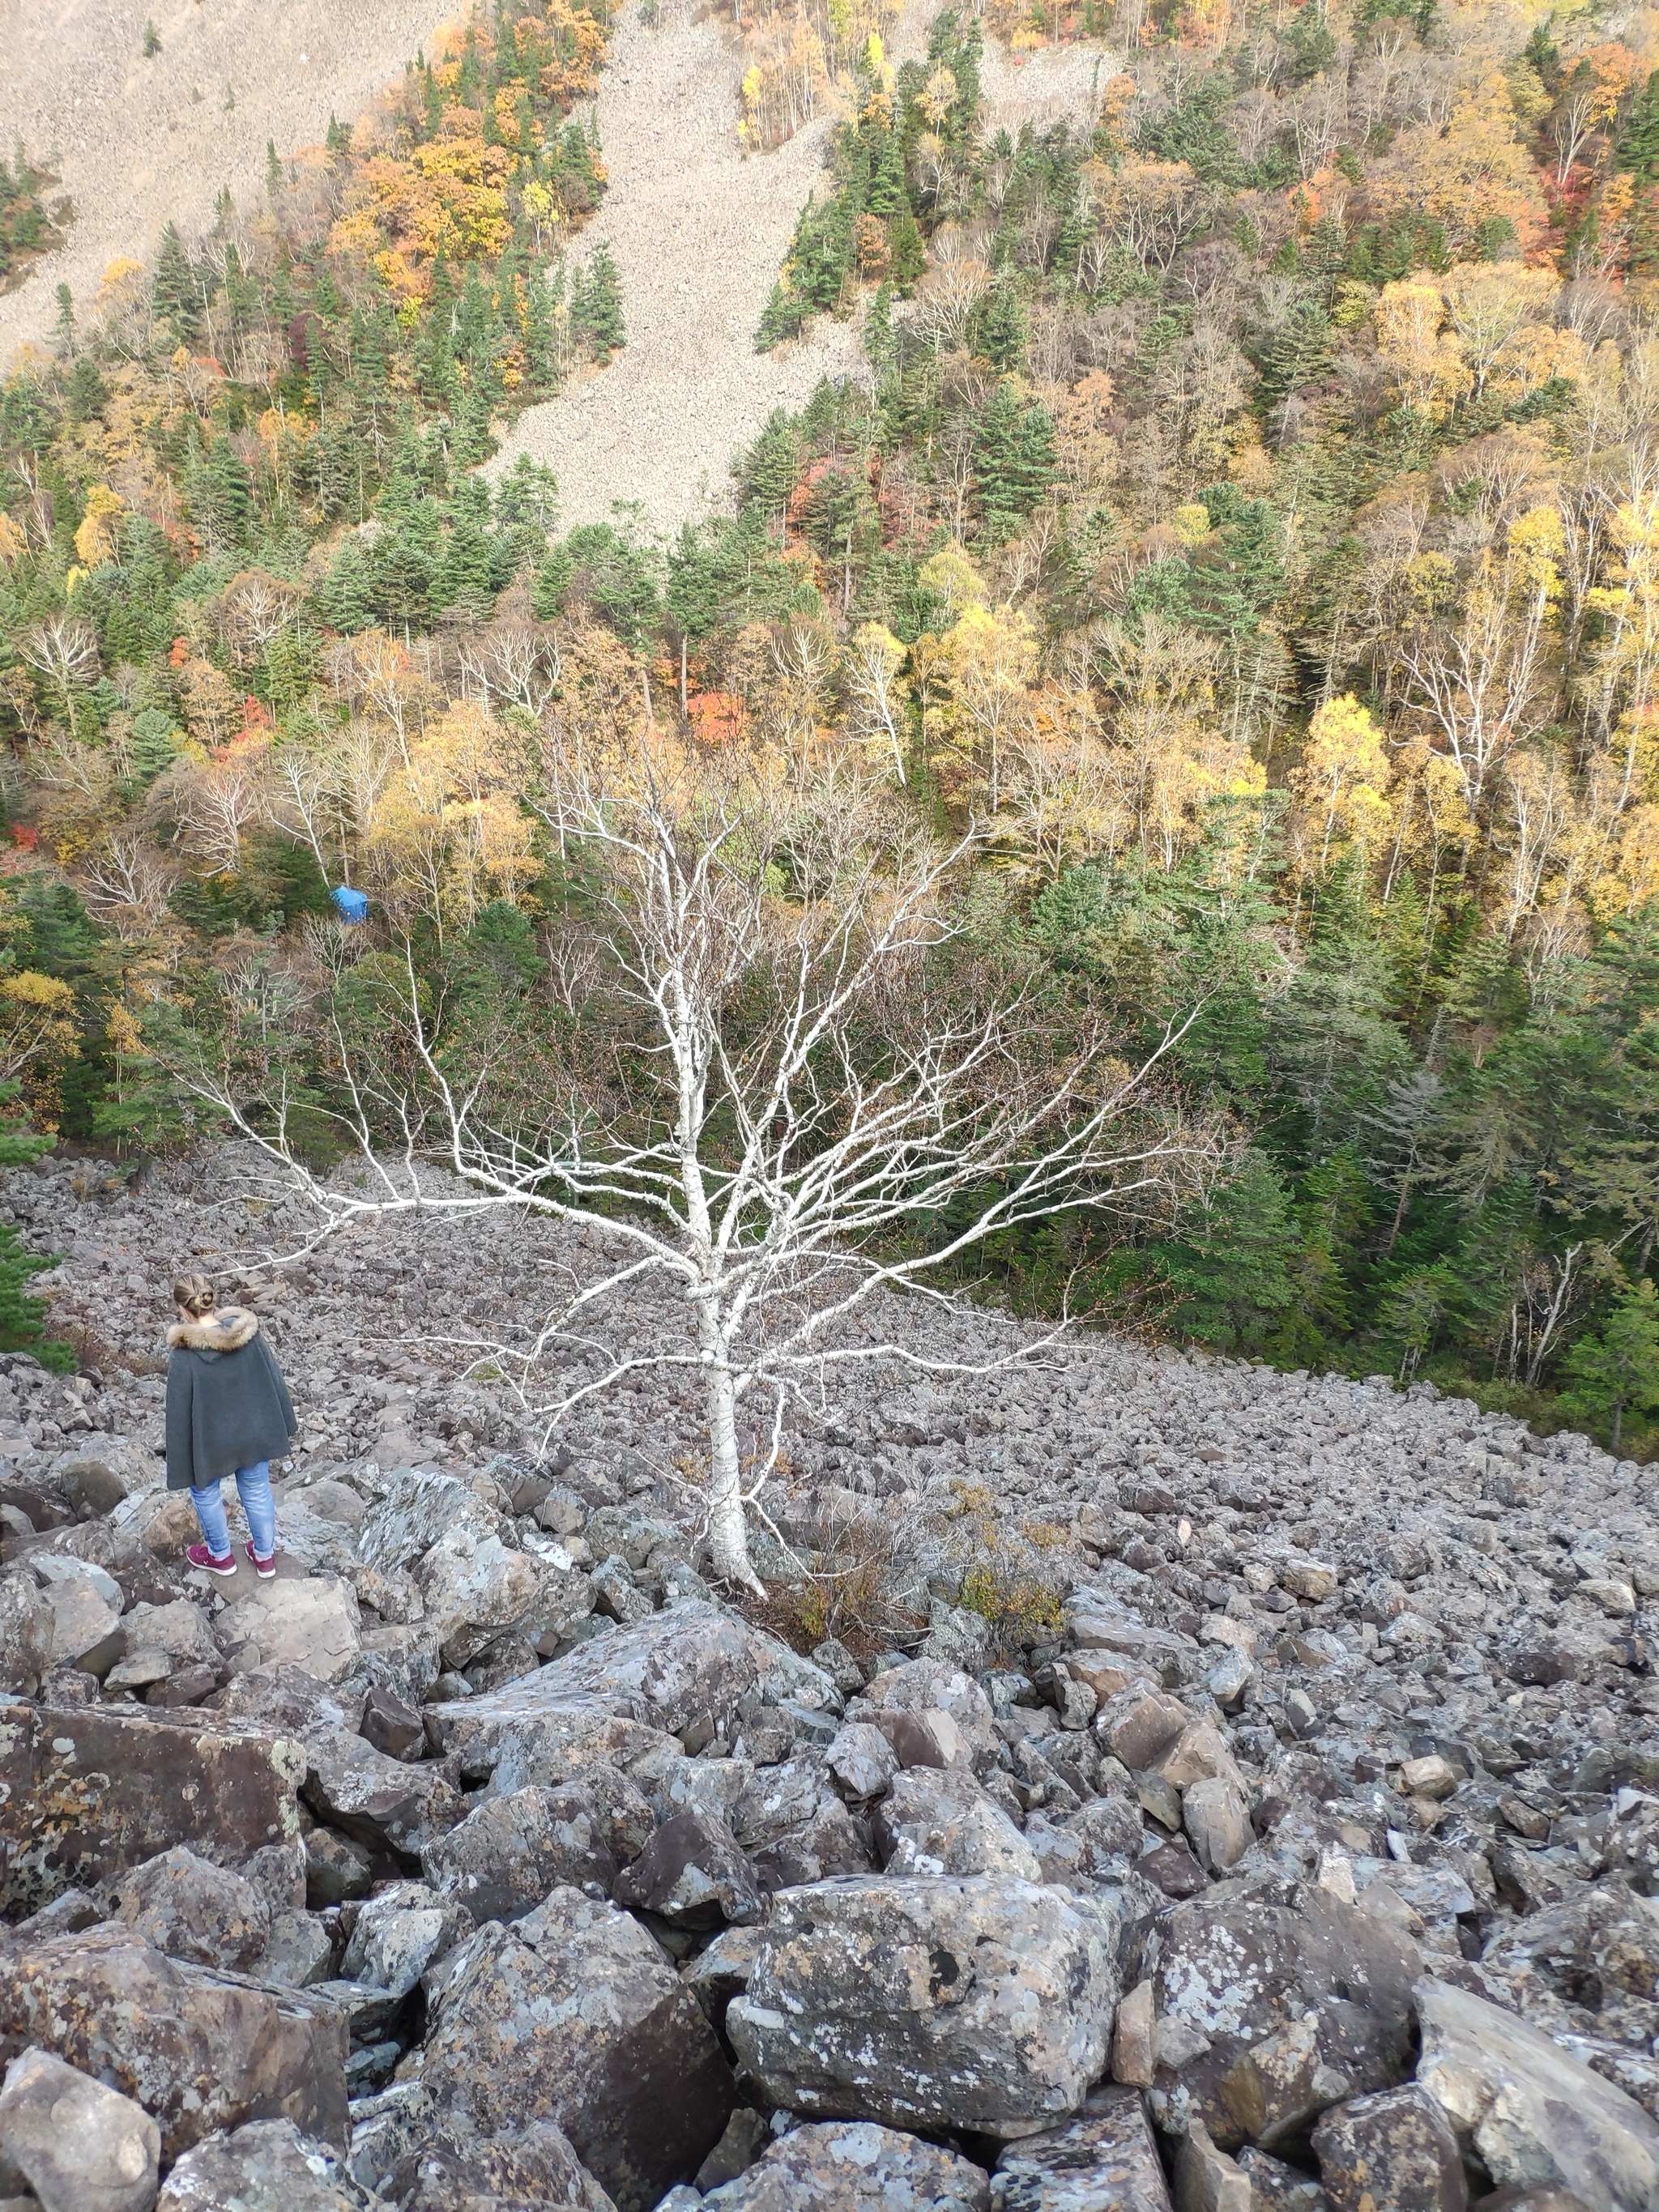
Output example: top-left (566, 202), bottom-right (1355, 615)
top-left (1, 0), bottom-right (1659, 1451)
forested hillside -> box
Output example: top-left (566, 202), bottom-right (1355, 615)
top-left (2, 0), bottom-right (1659, 1451)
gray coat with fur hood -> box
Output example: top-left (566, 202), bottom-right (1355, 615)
top-left (164, 1306), bottom-right (296, 1491)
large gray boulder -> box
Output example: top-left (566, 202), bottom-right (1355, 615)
top-left (428, 1690), bottom-right (672, 1800)
top-left (0, 1567), bottom-right (52, 1694)
top-left (872, 1766), bottom-right (1040, 1881)
top-left (356, 1468), bottom-right (501, 1573)
top-left (339, 1882), bottom-right (470, 1996)
top-left (416, 1884), bottom-right (735, 2210)
top-left (1414, 1976), bottom-right (1659, 2211)
top-left (1149, 1877), bottom-right (1421, 2146)
top-left (454, 1600), bottom-right (831, 1737)
top-left (156, 2118), bottom-right (374, 2210)
top-left (1311, 2084), bottom-right (1465, 2212)
top-left (421, 1782), bottom-right (618, 1921)
top-left (992, 2086), bottom-right (1174, 2212)
top-left (702, 2120), bottom-right (990, 2210)
top-left (393, 2116), bottom-right (616, 2212)
top-left (612, 1809), bottom-right (763, 1929)
top-left (0, 1925), bottom-right (348, 2163)
top-left (0, 1698), bottom-right (305, 1913)
top-left (104, 1843), bottom-right (271, 1970)
top-left (727, 1874), bottom-right (1120, 2136)
top-left (0, 2047), bottom-right (160, 2212)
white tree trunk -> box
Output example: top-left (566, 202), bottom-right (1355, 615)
top-left (703, 1345), bottom-right (758, 1590)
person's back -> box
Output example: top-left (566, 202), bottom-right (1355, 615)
top-left (164, 1272), bottom-right (296, 1577)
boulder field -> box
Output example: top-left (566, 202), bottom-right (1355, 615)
top-left (2, 1146), bottom-right (1657, 2209)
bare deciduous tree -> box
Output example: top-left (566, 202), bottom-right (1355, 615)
top-left (169, 747), bottom-right (1215, 1588)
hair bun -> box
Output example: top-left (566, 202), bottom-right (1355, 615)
top-left (172, 1271), bottom-right (216, 1319)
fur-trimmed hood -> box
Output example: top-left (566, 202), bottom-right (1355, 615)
top-left (168, 1305), bottom-right (259, 1353)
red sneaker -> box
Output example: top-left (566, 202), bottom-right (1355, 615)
top-left (245, 1542), bottom-right (276, 1579)
top-left (187, 1542), bottom-right (237, 1576)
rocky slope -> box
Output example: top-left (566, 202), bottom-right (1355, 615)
top-left (2, 1144), bottom-right (1657, 2210)
top-left (481, 5), bottom-right (864, 537)
top-left (0, 0), bottom-right (464, 364)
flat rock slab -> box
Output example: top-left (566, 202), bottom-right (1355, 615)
top-left (217, 1578), bottom-right (362, 1686)
top-left (0, 1926), bottom-right (348, 2163)
top-left (479, 1600), bottom-right (766, 1734)
top-left (0, 2045), bottom-right (161, 2212)
top-left (417, 1882), bottom-right (734, 2212)
top-left (992, 2087), bottom-right (1174, 2212)
top-left (0, 1699), bottom-right (305, 1912)
top-left (702, 2119), bottom-right (991, 2210)
top-left (1415, 1975), bottom-right (1659, 2212)
top-left (727, 1873), bottom-right (1120, 2137)
top-left (157, 2117), bottom-right (374, 2210)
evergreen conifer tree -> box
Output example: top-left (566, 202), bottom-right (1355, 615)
top-left (1560, 1280), bottom-right (1659, 1449)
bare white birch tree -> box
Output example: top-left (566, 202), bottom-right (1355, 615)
top-left (168, 744), bottom-right (1215, 1589)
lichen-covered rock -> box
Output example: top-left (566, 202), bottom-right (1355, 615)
top-left (427, 1690), bottom-right (672, 1801)
top-left (612, 1809), bottom-right (762, 1928)
top-left (0, 1698), bottom-right (305, 1913)
top-left (216, 1579), bottom-right (362, 1686)
top-left (872, 1766), bottom-right (1041, 1881)
top-left (727, 1873), bottom-right (1120, 2137)
top-left (393, 2116), bottom-right (616, 2212)
top-left (104, 1843), bottom-right (272, 1969)
top-left (0, 1925), bottom-right (348, 2163)
top-left (702, 2120), bottom-right (990, 2210)
top-left (156, 2117), bottom-right (374, 2210)
top-left (848, 1660), bottom-right (999, 1775)
top-left (825, 1722), bottom-right (898, 1803)
top-left (412, 1524), bottom-right (548, 1668)
top-left (300, 1721), bottom-right (463, 1858)
top-left (416, 1884), bottom-right (735, 2211)
top-left (339, 1881), bottom-right (469, 1994)
top-left (1311, 2084), bottom-right (1466, 2212)
top-left (991, 2086), bottom-right (1173, 2212)
top-left (0, 2046), bottom-right (160, 2212)
top-left (422, 1783), bottom-right (618, 1921)
top-left (0, 1569), bottom-right (52, 1695)
top-left (356, 1469), bottom-right (501, 1575)
top-left (1414, 1975), bottom-right (1659, 2212)
top-left (1149, 1877), bottom-right (1421, 2146)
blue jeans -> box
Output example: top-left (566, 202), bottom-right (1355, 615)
top-left (190, 1463), bottom-right (275, 1558)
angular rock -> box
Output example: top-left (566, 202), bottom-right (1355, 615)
top-left (1150, 1878), bottom-right (1421, 2146)
top-left (1217, 2002), bottom-right (1400, 2151)
top-left (156, 2118), bottom-right (373, 2210)
top-left (728, 1873), bottom-right (1120, 2135)
top-left (1026, 1794), bottom-right (1144, 1887)
top-left (1183, 1775), bottom-right (1252, 1875)
top-left (0, 2046), bottom-right (160, 2212)
top-left (216, 1579), bottom-right (362, 1687)
top-left (301, 1723), bottom-right (463, 1859)
top-left (252, 1909), bottom-right (337, 1988)
top-left (1311, 2084), bottom-right (1466, 2212)
top-left (1236, 2146), bottom-right (1330, 2210)
top-left (0, 1925), bottom-right (348, 2162)
top-left (429, 1690), bottom-right (672, 1801)
top-left (1102, 1692), bottom-right (1192, 1775)
top-left (412, 1525), bottom-right (548, 1668)
top-left (612, 1809), bottom-right (762, 1929)
top-left (873, 1765), bottom-right (1041, 1881)
top-left (417, 1884), bottom-right (735, 2210)
top-left (104, 1843), bottom-right (272, 1969)
top-left (0, 1569), bottom-right (51, 1694)
top-left (394, 2116), bottom-right (616, 2211)
top-left (304, 1824), bottom-right (373, 1907)
top-left (339, 1881), bottom-right (468, 1995)
top-left (356, 1469), bottom-right (501, 1574)
top-left (992, 2086), bottom-right (1173, 2211)
top-left (851, 1660), bottom-right (998, 1775)
top-left (0, 1698), bottom-right (305, 1912)
top-left (422, 1783), bottom-right (618, 1922)
top-left (703, 2120), bottom-right (990, 2210)
top-left (825, 1721), bottom-right (898, 1803)
top-left (1415, 1975), bottom-right (1659, 2212)
top-left (38, 1564), bottom-right (127, 1675)
top-left (1175, 2120), bottom-right (1251, 2212)
top-left (358, 1684), bottom-right (424, 1761)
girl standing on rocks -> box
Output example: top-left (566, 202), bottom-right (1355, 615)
top-left (164, 1272), bottom-right (296, 1579)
